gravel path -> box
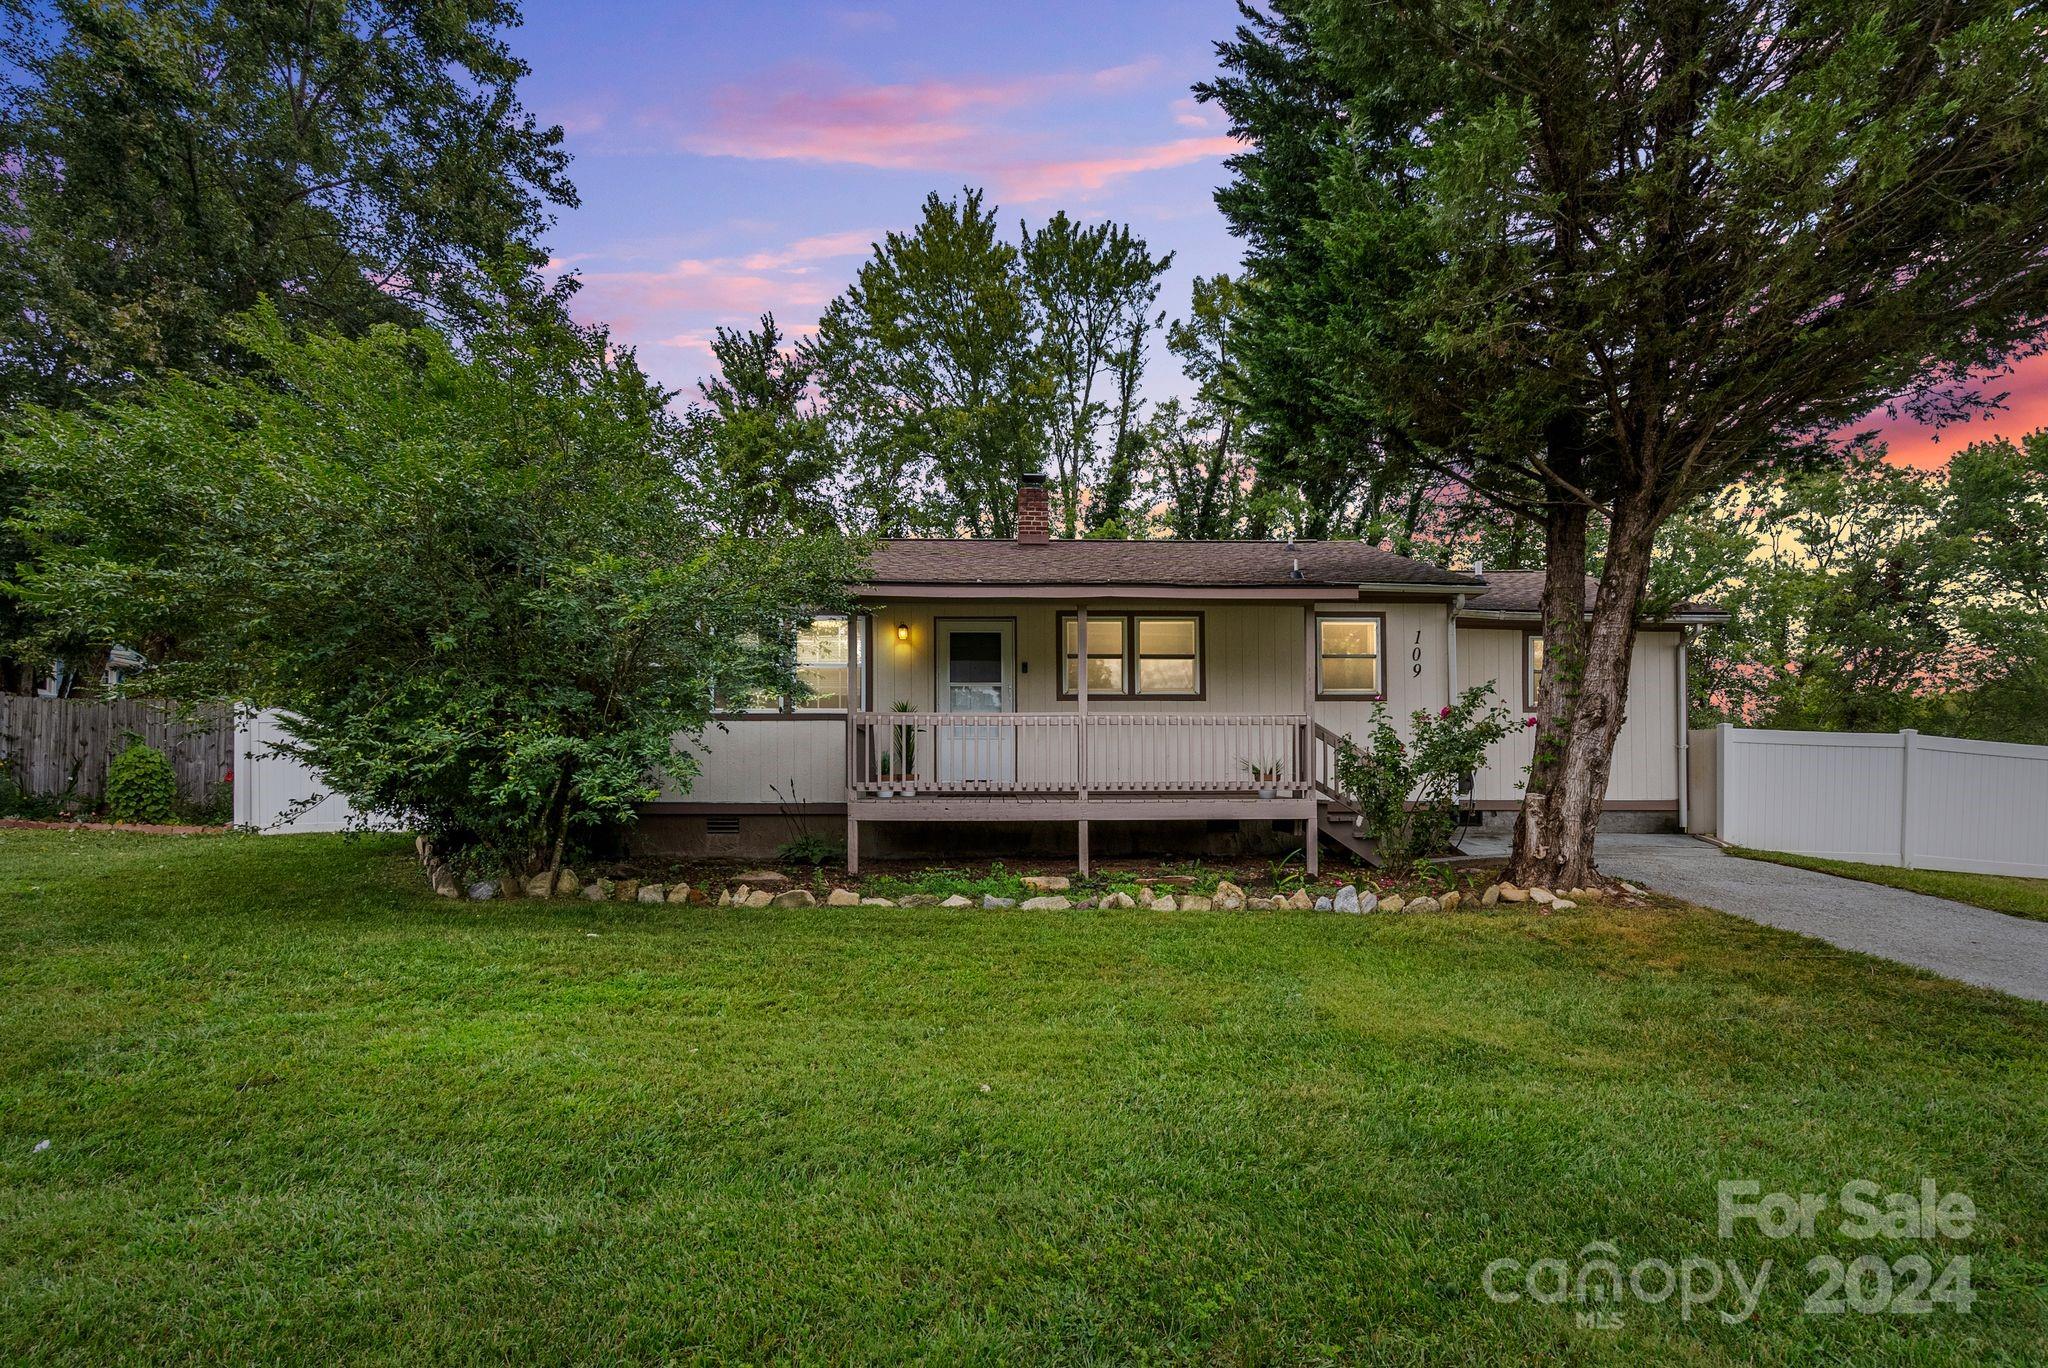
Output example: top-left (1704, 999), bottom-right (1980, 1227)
top-left (1591, 834), bottom-right (2048, 1003)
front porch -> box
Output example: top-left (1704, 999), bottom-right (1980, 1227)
top-left (844, 710), bottom-right (1355, 874)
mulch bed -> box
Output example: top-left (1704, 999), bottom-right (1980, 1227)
top-left (0, 818), bottom-right (232, 837)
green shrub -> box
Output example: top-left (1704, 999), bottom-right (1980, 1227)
top-left (105, 736), bottom-right (178, 824)
top-left (1333, 685), bottom-right (1516, 870)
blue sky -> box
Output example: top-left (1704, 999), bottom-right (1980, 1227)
top-left (509, 0), bottom-right (1247, 400)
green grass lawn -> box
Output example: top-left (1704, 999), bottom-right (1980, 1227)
top-left (3, 831), bottom-right (2044, 1364)
top-left (1730, 847), bottom-right (2048, 925)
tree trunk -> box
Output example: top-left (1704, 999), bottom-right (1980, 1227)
top-left (1508, 491), bottom-right (1660, 890)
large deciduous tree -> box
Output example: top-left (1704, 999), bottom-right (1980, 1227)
top-left (1206, 0), bottom-right (2048, 886)
top-left (5, 306), bottom-right (857, 878)
top-left (682, 314), bottom-right (843, 538)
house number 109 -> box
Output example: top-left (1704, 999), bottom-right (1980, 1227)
top-left (1412, 630), bottom-right (1424, 677)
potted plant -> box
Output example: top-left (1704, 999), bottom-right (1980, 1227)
top-left (1240, 757), bottom-right (1283, 800)
top-left (876, 753), bottom-right (893, 798)
top-left (891, 700), bottom-right (919, 796)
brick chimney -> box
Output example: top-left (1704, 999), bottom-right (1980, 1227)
top-left (1016, 472), bottom-right (1050, 543)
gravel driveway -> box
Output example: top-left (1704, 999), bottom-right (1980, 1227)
top-left (1591, 834), bottom-right (2048, 1003)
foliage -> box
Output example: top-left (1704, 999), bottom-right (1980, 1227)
top-left (775, 834), bottom-right (845, 867)
top-left (1205, 0), bottom-right (2048, 883)
top-left (6, 304), bottom-right (861, 873)
top-left (103, 734), bottom-right (175, 825)
top-left (1333, 686), bottom-right (1516, 869)
top-left (680, 315), bottom-right (841, 538)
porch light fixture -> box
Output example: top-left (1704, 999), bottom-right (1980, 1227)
top-left (895, 622), bottom-right (910, 643)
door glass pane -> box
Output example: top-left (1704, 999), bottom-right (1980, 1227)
top-left (1322, 657), bottom-right (1378, 694)
top-left (949, 683), bottom-right (1001, 713)
top-left (949, 631), bottom-right (1002, 684)
top-left (1138, 617), bottom-right (1197, 656)
top-left (1138, 658), bottom-right (1196, 694)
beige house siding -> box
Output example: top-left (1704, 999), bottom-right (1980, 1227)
top-left (1456, 625), bottom-right (1682, 806)
top-left (664, 602), bottom-right (1683, 809)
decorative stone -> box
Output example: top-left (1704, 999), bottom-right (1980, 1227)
top-left (1101, 892), bottom-right (1136, 910)
top-left (1020, 875), bottom-right (1070, 892)
top-left (1480, 884), bottom-right (1501, 907)
top-left (1213, 880), bottom-right (1246, 910)
top-left (431, 870), bottom-right (460, 898)
top-left (524, 872), bottom-right (553, 899)
top-left (896, 894), bottom-right (940, 908)
top-left (981, 895), bottom-right (1016, 909)
top-left (615, 880), bottom-right (641, 902)
top-left (583, 880), bottom-right (609, 901)
top-left (1150, 896), bottom-right (1177, 912)
top-left (735, 870), bottom-right (790, 886)
top-left (826, 888), bottom-right (861, 906)
top-left (1289, 889), bottom-right (1313, 909)
top-left (1357, 891), bottom-right (1379, 914)
top-left (554, 868), bottom-right (581, 897)
top-left (666, 884), bottom-right (693, 904)
top-left (1019, 895), bottom-right (1070, 910)
top-left (1246, 896), bottom-right (1275, 910)
top-left (1529, 887), bottom-right (1556, 905)
top-left (1313, 895), bottom-right (1333, 912)
top-left (1181, 894), bottom-right (1213, 911)
top-left (466, 880), bottom-right (497, 901)
top-left (1440, 890), bottom-right (1461, 912)
top-left (637, 883), bottom-right (666, 903)
top-left (940, 894), bottom-right (973, 907)
top-left (860, 897), bottom-right (895, 906)
top-left (1333, 885), bottom-right (1360, 915)
top-left (1407, 895), bottom-right (1441, 914)
top-left (1136, 887), bottom-right (1155, 903)
top-left (770, 889), bottom-right (815, 908)
top-left (1551, 898), bottom-right (1577, 910)
top-left (1379, 894), bottom-right (1405, 914)
top-left (1498, 883), bottom-right (1529, 903)
top-left (743, 890), bottom-right (773, 908)
top-left (1621, 881), bottom-right (1644, 896)
top-left (716, 889), bottom-right (733, 906)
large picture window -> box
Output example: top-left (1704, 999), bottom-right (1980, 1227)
top-left (1058, 613), bottom-right (1204, 699)
top-left (1316, 614), bottom-right (1383, 699)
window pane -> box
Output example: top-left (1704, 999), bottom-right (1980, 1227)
top-left (1081, 617), bottom-right (1124, 655)
top-left (1322, 657), bottom-right (1379, 695)
top-left (949, 631), bottom-right (1002, 683)
top-left (795, 665), bottom-right (847, 710)
top-left (796, 616), bottom-right (848, 665)
top-left (1138, 658), bottom-right (1197, 694)
top-left (1137, 617), bottom-right (1197, 657)
top-left (1319, 618), bottom-right (1378, 657)
top-left (1086, 657), bottom-right (1126, 693)
top-left (1529, 635), bottom-right (1546, 677)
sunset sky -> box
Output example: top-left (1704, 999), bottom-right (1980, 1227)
top-left (509, 0), bottom-right (2047, 467)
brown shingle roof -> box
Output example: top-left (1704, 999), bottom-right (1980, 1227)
top-left (860, 538), bottom-right (1483, 590)
top-left (1462, 570), bottom-right (1725, 620)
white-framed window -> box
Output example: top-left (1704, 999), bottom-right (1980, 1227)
top-left (793, 615), bottom-right (850, 711)
top-left (1060, 613), bottom-right (1128, 696)
top-left (1316, 614), bottom-right (1383, 698)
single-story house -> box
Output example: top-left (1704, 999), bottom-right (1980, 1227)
top-left (638, 476), bottom-right (1725, 873)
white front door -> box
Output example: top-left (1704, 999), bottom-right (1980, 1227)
top-left (937, 620), bottom-right (1016, 785)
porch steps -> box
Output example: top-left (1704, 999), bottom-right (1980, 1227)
top-left (1315, 800), bottom-right (1384, 867)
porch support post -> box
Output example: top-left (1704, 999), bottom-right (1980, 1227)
top-left (1303, 604), bottom-right (1318, 877)
top-left (1076, 604), bottom-right (1089, 874)
top-left (847, 810), bottom-right (860, 875)
top-left (846, 609), bottom-right (862, 876)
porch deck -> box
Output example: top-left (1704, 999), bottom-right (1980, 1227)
top-left (843, 711), bottom-right (1353, 874)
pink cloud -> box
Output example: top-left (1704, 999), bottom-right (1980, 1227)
top-left (739, 229), bottom-right (880, 271)
top-left (1863, 353), bottom-right (2048, 468)
top-left (999, 135), bottom-right (1245, 203)
top-left (676, 71), bottom-right (1038, 170)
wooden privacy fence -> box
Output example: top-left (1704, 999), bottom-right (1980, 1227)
top-left (0, 695), bottom-right (233, 806)
top-left (1688, 724), bottom-right (2048, 879)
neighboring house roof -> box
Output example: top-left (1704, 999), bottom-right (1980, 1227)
top-left (859, 539), bottom-right (1485, 592)
top-left (1461, 570), bottom-right (1727, 622)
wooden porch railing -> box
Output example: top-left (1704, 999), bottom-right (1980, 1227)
top-left (848, 711), bottom-right (1312, 798)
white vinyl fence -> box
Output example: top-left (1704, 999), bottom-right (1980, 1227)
top-left (233, 709), bottom-right (402, 833)
top-left (1688, 725), bottom-right (2048, 879)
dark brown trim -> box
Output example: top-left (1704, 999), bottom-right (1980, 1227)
top-left (1053, 610), bottom-right (1208, 702)
top-left (857, 583), bottom-right (1371, 602)
top-left (641, 801), bottom-right (847, 815)
top-left (1468, 799), bottom-right (1678, 813)
top-left (1522, 627), bottom-right (1543, 714)
top-left (710, 711), bottom-right (848, 723)
top-left (1313, 611), bottom-right (1388, 703)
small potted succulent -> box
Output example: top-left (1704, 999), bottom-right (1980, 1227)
top-left (1240, 757), bottom-right (1283, 800)
top-left (891, 700), bottom-right (920, 796)
top-left (876, 753), bottom-right (894, 798)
